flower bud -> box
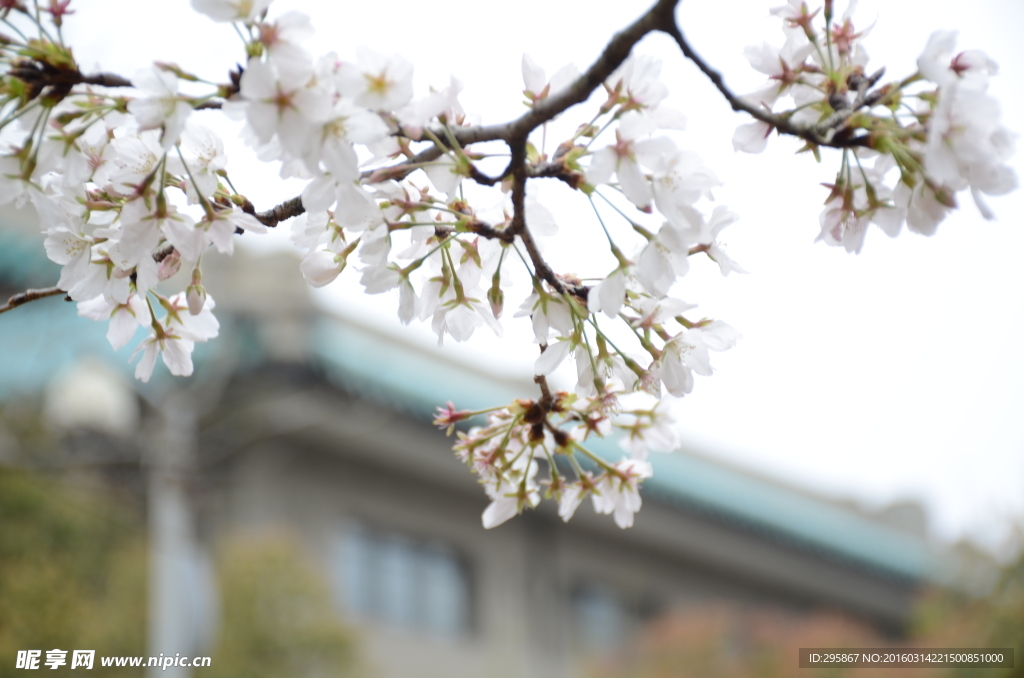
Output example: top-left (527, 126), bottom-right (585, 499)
top-left (487, 273), bottom-right (504, 319)
top-left (299, 250), bottom-right (344, 288)
top-left (157, 249), bottom-right (182, 280)
top-left (186, 284), bottom-right (207, 315)
top-left (433, 401), bottom-right (470, 435)
top-left (186, 265), bottom-right (206, 315)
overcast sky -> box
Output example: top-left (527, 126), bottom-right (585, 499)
top-left (63, 0), bottom-right (1024, 551)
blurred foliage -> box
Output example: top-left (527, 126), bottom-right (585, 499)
top-left (588, 606), bottom-right (905, 678)
top-left (0, 469), bottom-right (147, 678)
top-left (590, 547), bottom-right (1023, 678)
top-left (910, 547), bottom-right (1024, 678)
top-left (207, 532), bottom-right (358, 678)
top-left (0, 469), bottom-right (358, 678)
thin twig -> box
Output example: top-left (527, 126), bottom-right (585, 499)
top-left (662, 21), bottom-right (874, 149)
top-left (0, 286), bottom-right (67, 315)
top-left (534, 374), bottom-right (554, 410)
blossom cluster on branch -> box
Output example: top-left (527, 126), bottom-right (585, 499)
top-left (0, 0), bottom-right (1015, 529)
top-left (732, 0), bottom-right (1016, 252)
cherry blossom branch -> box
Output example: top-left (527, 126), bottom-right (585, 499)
top-left (450, 0), bottom-right (681, 294)
top-left (526, 159), bottom-right (585, 188)
top-left (518, 220), bottom-right (567, 293)
top-left (230, 0), bottom-right (682, 281)
top-left (75, 72), bottom-right (133, 88)
top-left (253, 195), bottom-right (304, 227)
top-left (229, 194), bottom-right (305, 228)
top-left (375, 0), bottom-right (681, 177)
top-left (534, 373), bottom-right (554, 410)
top-left (55, 0), bottom-right (876, 315)
top-left (365, 144), bottom-right (448, 183)
top-left (464, 220), bottom-right (514, 243)
top-left (0, 286), bottom-right (67, 315)
top-left (7, 61), bottom-right (133, 89)
top-left (815, 67), bottom-right (890, 133)
top-left (6, 0), bottom-right (1004, 533)
top-left (216, 0), bottom-right (871, 251)
top-left (502, 0), bottom-right (680, 143)
top-left (663, 21), bottom-right (874, 148)
top-left (154, 244), bottom-right (176, 263)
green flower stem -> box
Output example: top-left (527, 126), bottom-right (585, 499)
top-left (570, 440), bottom-right (618, 474)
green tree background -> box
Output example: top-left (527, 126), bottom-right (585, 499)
top-left (0, 469), bottom-right (357, 677)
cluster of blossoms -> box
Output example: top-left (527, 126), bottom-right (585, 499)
top-left (210, 0), bottom-right (743, 529)
top-left (0, 1), bottom-right (276, 379)
top-left (435, 394), bottom-right (682, 529)
top-left (0, 0), bottom-right (1015, 528)
top-left (736, 0), bottom-right (1017, 252)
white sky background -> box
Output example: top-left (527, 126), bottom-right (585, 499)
top-left (62, 0), bottom-right (1024, 551)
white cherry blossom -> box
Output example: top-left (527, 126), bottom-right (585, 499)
top-left (336, 47), bottom-right (414, 112)
top-left (171, 123), bottom-right (228, 203)
top-left (732, 120), bottom-right (773, 154)
top-left (132, 323), bottom-right (195, 383)
top-left (78, 293), bottom-right (152, 351)
top-left (514, 290), bottom-right (574, 344)
top-left (2, 0), bottom-right (1018, 534)
top-left (655, 321), bottom-right (740, 397)
top-left (235, 60), bottom-right (331, 160)
top-left (127, 67), bottom-right (192, 150)
top-left (587, 268), bottom-right (628, 319)
top-left (257, 11), bottom-right (315, 81)
top-left (521, 53), bottom-right (579, 105)
top-left (190, 0), bottom-right (271, 23)
top-left (591, 460), bottom-right (652, 529)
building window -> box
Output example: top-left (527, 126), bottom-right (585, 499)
top-left (572, 584), bottom-right (628, 650)
top-left (571, 582), bottom-right (663, 651)
top-left (334, 525), bottom-right (471, 636)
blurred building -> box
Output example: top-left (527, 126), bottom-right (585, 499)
top-left (0, 213), bottom-right (965, 678)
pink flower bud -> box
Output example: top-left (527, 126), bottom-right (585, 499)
top-left (158, 250), bottom-right (182, 280)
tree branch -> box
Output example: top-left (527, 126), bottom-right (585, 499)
top-left (228, 0), bottom-right (679, 231)
top-left (534, 373), bottom-right (554, 410)
top-left (526, 159), bottom-right (585, 188)
top-left (0, 286), bottom-right (68, 315)
top-left (7, 59), bottom-right (133, 104)
top-left (662, 21), bottom-right (874, 149)
top-left (0, 0), bottom-right (887, 336)
top-left (510, 0), bottom-right (680, 141)
top-left (138, 0), bottom-right (683, 309)
top-left (254, 196), bottom-right (305, 227)
top-left (473, 0), bottom-right (680, 297)
top-left (77, 72), bottom-right (133, 88)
